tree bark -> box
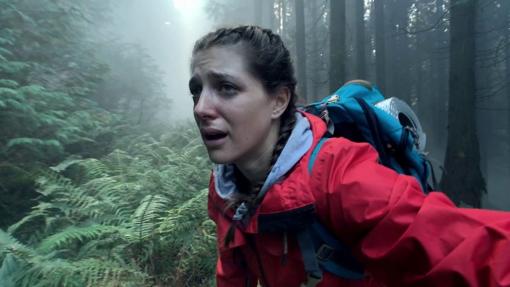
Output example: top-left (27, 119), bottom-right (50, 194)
top-left (355, 0), bottom-right (366, 79)
top-left (374, 0), bottom-right (386, 93)
top-left (329, 0), bottom-right (346, 93)
top-left (505, 0), bottom-right (510, 181)
top-left (309, 0), bottom-right (320, 100)
top-left (430, 0), bottom-right (449, 163)
top-left (295, 0), bottom-right (307, 101)
top-left (440, 0), bottom-right (485, 207)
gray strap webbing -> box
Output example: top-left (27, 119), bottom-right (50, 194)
top-left (296, 228), bottom-right (323, 287)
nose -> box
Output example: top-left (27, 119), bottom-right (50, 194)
top-left (193, 90), bottom-right (217, 121)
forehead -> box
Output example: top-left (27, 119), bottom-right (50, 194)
top-left (191, 46), bottom-right (250, 78)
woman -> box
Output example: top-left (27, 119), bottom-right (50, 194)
top-left (190, 25), bottom-right (510, 287)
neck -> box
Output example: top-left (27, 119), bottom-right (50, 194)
top-left (235, 121), bottom-right (280, 187)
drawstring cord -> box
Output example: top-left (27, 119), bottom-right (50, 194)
top-left (281, 231), bottom-right (289, 265)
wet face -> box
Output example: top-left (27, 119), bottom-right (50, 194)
top-left (190, 46), bottom-right (284, 166)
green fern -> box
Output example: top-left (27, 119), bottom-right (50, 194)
top-left (158, 189), bottom-right (209, 240)
top-left (0, 79), bottom-right (18, 88)
top-left (131, 195), bottom-right (169, 241)
top-left (37, 225), bottom-right (121, 254)
top-left (4, 126), bottom-right (215, 286)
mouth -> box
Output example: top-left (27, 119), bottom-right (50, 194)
top-left (200, 128), bottom-right (228, 147)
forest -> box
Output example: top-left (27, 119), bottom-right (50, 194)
top-left (0, 0), bottom-right (509, 286)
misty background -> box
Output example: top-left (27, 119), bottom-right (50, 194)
top-left (0, 0), bottom-right (509, 286)
top-left (110, 0), bottom-right (509, 210)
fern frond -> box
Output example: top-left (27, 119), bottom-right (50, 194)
top-left (130, 195), bottom-right (169, 241)
top-left (7, 202), bottom-right (52, 236)
top-left (75, 258), bottom-right (148, 287)
top-left (0, 79), bottom-right (19, 89)
top-left (158, 189), bottom-right (208, 238)
top-left (36, 225), bottom-right (120, 254)
top-left (0, 229), bottom-right (34, 260)
top-left (35, 172), bottom-right (76, 197)
top-left (54, 158), bottom-right (110, 181)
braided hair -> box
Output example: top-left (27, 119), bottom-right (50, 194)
top-left (192, 26), bottom-right (298, 246)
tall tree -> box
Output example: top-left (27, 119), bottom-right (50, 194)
top-left (429, 0), bottom-right (449, 160)
top-left (374, 0), bottom-right (386, 92)
top-left (385, 0), bottom-right (413, 101)
top-left (306, 0), bottom-right (328, 100)
top-left (355, 0), bottom-right (367, 79)
top-left (329, 0), bottom-right (346, 92)
top-left (264, 0), bottom-right (275, 29)
top-left (505, 0), bottom-right (510, 180)
top-left (295, 0), bottom-right (307, 101)
top-left (440, 0), bottom-right (485, 207)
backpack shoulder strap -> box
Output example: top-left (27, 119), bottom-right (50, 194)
top-left (308, 137), bottom-right (330, 174)
top-left (296, 221), bottom-right (365, 285)
top-left (304, 137), bottom-right (366, 283)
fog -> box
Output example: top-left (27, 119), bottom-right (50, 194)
top-left (0, 1), bottom-right (509, 284)
top-left (107, 0), bottom-right (213, 120)
top-left (102, 0), bottom-right (509, 210)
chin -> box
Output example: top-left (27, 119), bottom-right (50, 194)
top-left (206, 150), bottom-right (235, 165)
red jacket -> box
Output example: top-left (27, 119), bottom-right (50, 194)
top-left (207, 112), bottom-right (510, 287)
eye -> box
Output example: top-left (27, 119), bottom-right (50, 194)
top-left (218, 81), bottom-right (238, 95)
top-left (189, 79), bottom-right (202, 101)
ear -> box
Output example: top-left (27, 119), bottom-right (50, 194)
top-left (271, 86), bottom-right (291, 119)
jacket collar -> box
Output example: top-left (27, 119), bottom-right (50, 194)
top-left (213, 112), bottom-right (314, 200)
top-left (208, 112), bottom-right (328, 244)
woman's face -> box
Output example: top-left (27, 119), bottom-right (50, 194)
top-left (190, 46), bottom-right (282, 166)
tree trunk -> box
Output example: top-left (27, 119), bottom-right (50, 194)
top-left (430, 0), bottom-right (449, 166)
top-left (309, 0), bottom-right (320, 100)
top-left (374, 0), bottom-right (386, 93)
top-left (295, 0), bottom-right (307, 101)
top-left (329, 0), bottom-right (346, 92)
top-left (506, 0), bottom-right (510, 181)
top-left (355, 0), bottom-right (366, 79)
top-left (277, 0), bottom-right (286, 34)
top-left (440, 0), bottom-right (485, 207)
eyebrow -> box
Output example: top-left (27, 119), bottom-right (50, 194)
top-left (189, 71), bottom-right (242, 89)
top-left (207, 71), bottom-right (239, 83)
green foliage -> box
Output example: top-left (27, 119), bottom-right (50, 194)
top-left (0, 0), bottom-right (214, 285)
top-left (2, 126), bottom-right (216, 286)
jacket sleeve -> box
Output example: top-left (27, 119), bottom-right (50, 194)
top-left (315, 139), bottom-right (510, 286)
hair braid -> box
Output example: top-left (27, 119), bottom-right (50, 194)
top-left (223, 107), bottom-right (296, 247)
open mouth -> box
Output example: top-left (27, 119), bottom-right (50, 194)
top-left (200, 128), bottom-right (228, 146)
top-left (203, 131), bottom-right (227, 141)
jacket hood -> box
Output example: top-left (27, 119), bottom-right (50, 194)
top-left (213, 112), bottom-right (314, 200)
top-left (208, 112), bottom-right (328, 248)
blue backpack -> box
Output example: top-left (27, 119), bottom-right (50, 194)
top-left (296, 80), bottom-right (435, 285)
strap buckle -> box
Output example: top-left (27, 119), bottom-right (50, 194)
top-left (316, 244), bottom-right (335, 261)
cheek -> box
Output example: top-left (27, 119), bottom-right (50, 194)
top-left (231, 109), bottom-right (272, 143)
